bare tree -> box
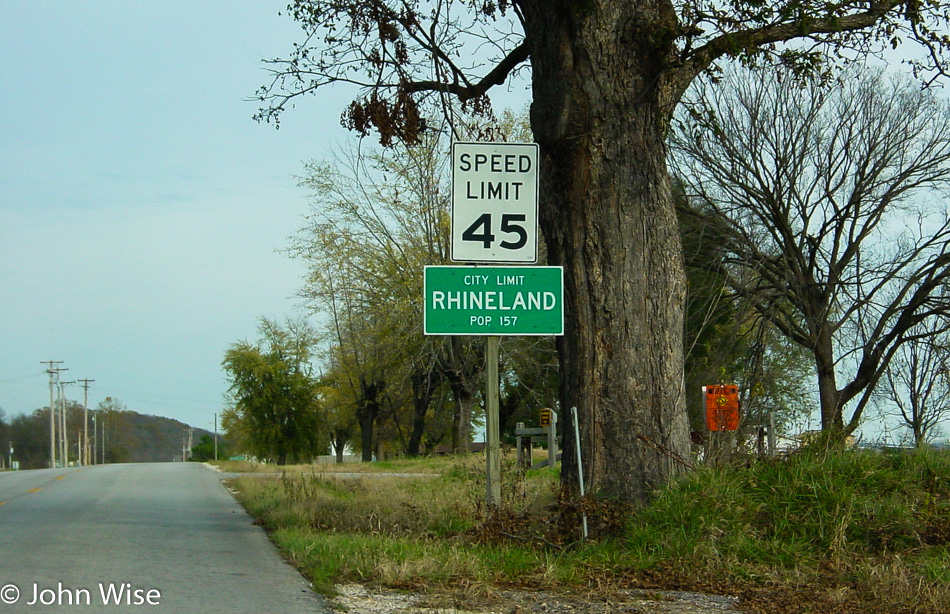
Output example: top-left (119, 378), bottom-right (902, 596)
top-left (671, 65), bottom-right (950, 442)
top-left (883, 323), bottom-right (950, 447)
top-left (257, 0), bottom-right (950, 504)
top-left (677, 188), bottom-right (814, 438)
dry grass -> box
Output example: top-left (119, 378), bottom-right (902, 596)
top-left (230, 449), bottom-right (950, 613)
top-left (213, 455), bottom-right (459, 475)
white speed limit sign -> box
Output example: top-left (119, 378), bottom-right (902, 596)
top-left (451, 142), bottom-right (539, 263)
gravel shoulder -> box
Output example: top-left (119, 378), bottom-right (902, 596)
top-left (330, 583), bottom-right (743, 614)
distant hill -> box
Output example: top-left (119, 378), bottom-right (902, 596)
top-left (115, 410), bottom-right (216, 463)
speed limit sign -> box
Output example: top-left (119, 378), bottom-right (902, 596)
top-left (451, 142), bottom-right (539, 263)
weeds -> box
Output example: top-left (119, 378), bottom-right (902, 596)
top-left (230, 448), bottom-right (950, 613)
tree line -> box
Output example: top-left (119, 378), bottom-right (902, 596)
top-left (222, 61), bottom-right (950, 470)
top-left (222, 116), bottom-right (560, 464)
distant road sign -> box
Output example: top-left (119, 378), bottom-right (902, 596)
top-left (424, 266), bottom-right (563, 336)
top-left (451, 142), bottom-right (539, 263)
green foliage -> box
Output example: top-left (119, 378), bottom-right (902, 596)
top-left (190, 434), bottom-right (224, 461)
top-left (8, 410), bottom-right (48, 469)
top-left (0, 408), bottom-right (7, 465)
top-left (627, 449), bottom-right (950, 570)
top-left (290, 122), bottom-right (548, 459)
top-left (6, 400), bottom-right (213, 467)
top-left (291, 134), bottom-right (454, 459)
top-left (222, 318), bottom-right (325, 464)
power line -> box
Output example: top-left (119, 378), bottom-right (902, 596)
top-left (0, 371), bottom-right (46, 385)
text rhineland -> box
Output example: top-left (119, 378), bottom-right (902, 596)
top-left (430, 290), bottom-right (557, 311)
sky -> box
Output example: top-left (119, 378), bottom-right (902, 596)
top-left (0, 1), bottom-right (358, 431)
top-left (1, 3), bottom-right (945, 445)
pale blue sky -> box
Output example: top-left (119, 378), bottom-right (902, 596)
top-left (2, 3), bottom-right (944, 445)
top-left (0, 1), bottom-right (354, 429)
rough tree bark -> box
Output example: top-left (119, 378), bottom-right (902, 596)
top-left (521, 1), bottom-right (691, 502)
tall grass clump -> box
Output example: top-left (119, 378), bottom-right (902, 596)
top-left (624, 448), bottom-right (950, 610)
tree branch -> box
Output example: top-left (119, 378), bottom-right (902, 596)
top-left (402, 40), bottom-right (531, 101)
top-left (680, 1), bottom-right (902, 79)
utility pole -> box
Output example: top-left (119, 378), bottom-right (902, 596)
top-left (78, 379), bottom-right (94, 466)
top-left (91, 414), bottom-right (97, 466)
top-left (185, 428), bottom-right (193, 461)
top-left (41, 361), bottom-right (65, 468)
top-left (214, 413), bottom-right (218, 461)
top-left (59, 380), bottom-right (75, 465)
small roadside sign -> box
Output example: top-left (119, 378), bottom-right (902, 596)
top-left (540, 409), bottom-right (552, 427)
top-left (451, 142), bottom-right (539, 263)
top-left (424, 265), bottom-right (563, 336)
top-left (704, 385), bottom-right (740, 431)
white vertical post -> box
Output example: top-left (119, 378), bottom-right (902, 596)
top-left (571, 406), bottom-right (588, 540)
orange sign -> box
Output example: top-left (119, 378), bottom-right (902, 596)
top-left (704, 385), bottom-right (740, 431)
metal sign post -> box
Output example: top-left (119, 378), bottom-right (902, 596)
top-left (485, 336), bottom-right (501, 506)
top-left (704, 384), bottom-right (740, 431)
top-left (424, 265), bottom-right (562, 507)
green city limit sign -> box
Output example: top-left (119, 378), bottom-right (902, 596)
top-left (424, 266), bottom-right (564, 336)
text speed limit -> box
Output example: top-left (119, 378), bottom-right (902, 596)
top-left (451, 142), bottom-right (539, 263)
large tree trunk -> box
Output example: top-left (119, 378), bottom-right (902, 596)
top-left (332, 428), bottom-right (350, 463)
top-left (356, 407), bottom-right (376, 462)
top-left (521, 1), bottom-right (690, 504)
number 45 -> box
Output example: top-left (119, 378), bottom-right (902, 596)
top-left (462, 213), bottom-right (528, 250)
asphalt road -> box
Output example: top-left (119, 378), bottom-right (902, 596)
top-left (0, 463), bottom-right (326, 613)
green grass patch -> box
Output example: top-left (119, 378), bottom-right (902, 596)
top-left (230, 449), bottom-right (950, 613)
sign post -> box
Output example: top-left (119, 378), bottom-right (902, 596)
top-left (704, 384), bottom-right (740, 431)
top-left (439, 141), bottom-right (552, 508)
top-left (485, 336), bottom-right (501, 505)
top-left (704, 384), bottom-right (740, 466)
top-left (425, 265), bottom-right (562, 506)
